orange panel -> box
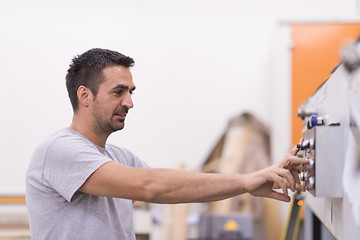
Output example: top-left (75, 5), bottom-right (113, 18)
top-left (0, 196), bottom-right (26, 204)
top-left (291, 23), bottom-right (360, 145)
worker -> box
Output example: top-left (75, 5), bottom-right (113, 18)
top-left (26, 48), bottom-right (308, 240)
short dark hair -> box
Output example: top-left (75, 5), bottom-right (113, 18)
top-left (65, 48), bottom-right (135, 112)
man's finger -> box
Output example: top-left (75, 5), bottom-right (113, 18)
top-left (289, 146), bottom-right (299, 155)
top-left (294, 164), bottom-right (304, 172)
top-left (277, 168), bottom-right (295, 192)
top-left (291, 169), bottom-right (301, 185)
top-left (295, 183), bottom-right (305, 192)
top-left (269, 190), bottom-right (291, 202)
top-left (287, 156), bottom-right (309, 165)
top-left (277, 175), bottom-right (289, 195)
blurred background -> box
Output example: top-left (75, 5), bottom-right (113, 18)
top-left (1, 0), bottom-right (360, 239)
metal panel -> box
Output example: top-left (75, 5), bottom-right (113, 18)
top-left (302, 126), bottom-right (343, 197)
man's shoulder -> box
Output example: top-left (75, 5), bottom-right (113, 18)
top-left (35, 128), bottom-right (93, 154)
top-left (33, 128), bottom-right (67, 150)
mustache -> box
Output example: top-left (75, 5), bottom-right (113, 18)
top-left (114, 107), bottom-right (129, 115)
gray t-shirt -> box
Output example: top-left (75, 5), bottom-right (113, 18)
top-left (26, 128), bottom-right (149, 240)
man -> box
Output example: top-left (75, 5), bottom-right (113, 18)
top-left (26, 48), bottom-right (308, 240)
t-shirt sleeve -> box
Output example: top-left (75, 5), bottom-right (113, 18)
top-left (42, 137), bottom-right (112, 202)
top-left (132, 153), bottom-right (151, 169)
top-left (106, 143), bottom-right (151, 169)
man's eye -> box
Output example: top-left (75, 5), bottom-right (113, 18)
top-left (114, 91), bottom-right (134, 96)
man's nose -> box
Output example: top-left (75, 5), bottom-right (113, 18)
top-left (121, 93), bottom-right (134, 109)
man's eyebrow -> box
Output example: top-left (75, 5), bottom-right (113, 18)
top-left (112, 84), bottom-right (136, 92)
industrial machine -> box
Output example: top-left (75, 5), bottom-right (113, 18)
top-left (294, 38), bottom-right (360, 240)
top-left (297, 114), bottom-right (343, 198)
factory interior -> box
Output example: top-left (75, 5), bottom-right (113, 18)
top-left (2, 1), bottom-right (360, 239)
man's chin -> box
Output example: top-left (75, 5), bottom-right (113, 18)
top-left (110, 123), bottom-right (125, 132)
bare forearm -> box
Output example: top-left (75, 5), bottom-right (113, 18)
top-left (140, 168), bottom-right (246, 204)
top-left (80, 162), bottom-right (247, 203)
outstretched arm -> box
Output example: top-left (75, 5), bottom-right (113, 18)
top-left (79, 147), bottom-right (307, 203)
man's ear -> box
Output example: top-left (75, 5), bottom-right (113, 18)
top-left (77, 86), bottom-right (92, 108)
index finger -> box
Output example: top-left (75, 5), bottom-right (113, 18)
top-left (289, 146), bottom-right (299, 155)
top-left (287, 156), bottom-right (309, 165)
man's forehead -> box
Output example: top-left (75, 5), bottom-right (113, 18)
top-left (102, 65), bottom-right (132, 78)
top-left (101, 65), bottom-right (135, 88)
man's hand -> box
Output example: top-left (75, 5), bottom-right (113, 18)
top-left (243, 146), bottom-right (308, 202)
top-left (275, 146), bottom-right (306, 192)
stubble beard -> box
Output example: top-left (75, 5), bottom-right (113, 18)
top-left (93, 117), bottom-right (124, 136)
top-left (92, 110), bottom-right (126, 136)
top-left (109, 118), bottom-right (125, 133)
top-left (92, 99), bottom-right (127, 135)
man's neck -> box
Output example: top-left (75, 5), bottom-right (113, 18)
top-left (70, 116), bottom-right (109, 148)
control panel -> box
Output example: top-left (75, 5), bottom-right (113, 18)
top-left (297, 114), bottom-right (344, 198)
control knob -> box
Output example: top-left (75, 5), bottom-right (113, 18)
top-left (309, 158), bottom-right (315, 171)
top-left (307, 115), bottom-right (325, 129)
top-left (308, 176), bottom-right (315, 190)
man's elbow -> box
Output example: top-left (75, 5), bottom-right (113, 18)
top-left (139, 183), bottom-right (159, 203)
